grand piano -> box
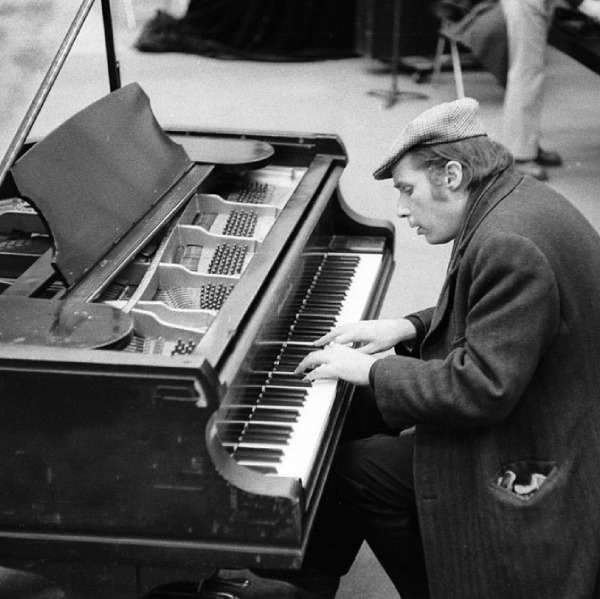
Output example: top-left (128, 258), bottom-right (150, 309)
top-left (0, 2), bottom-right (395, 597)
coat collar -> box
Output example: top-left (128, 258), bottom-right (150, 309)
top-left (448, 166), bottom-right (524, 271)
top-left (424, 167), bottom-right (524, 341)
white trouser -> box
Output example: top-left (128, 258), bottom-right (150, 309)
top-left (500, 0), bottom-right (558, 160)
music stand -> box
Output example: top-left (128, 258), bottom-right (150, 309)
top-left (368, 0), bottom-right (429, 108)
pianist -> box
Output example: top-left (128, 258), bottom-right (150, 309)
top-left (277, 98), bottom-right (600, 598)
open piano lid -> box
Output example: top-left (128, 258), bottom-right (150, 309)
top-left (11, 82), bottom-right (192, 286)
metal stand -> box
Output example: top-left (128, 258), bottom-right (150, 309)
top-left (367, 0), bottom-right (428, 108)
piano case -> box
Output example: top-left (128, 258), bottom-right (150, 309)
top-left (0, 1), bottom-right (395, 597)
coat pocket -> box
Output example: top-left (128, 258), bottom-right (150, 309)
top-left (488, 459), bottom-right (559, 504)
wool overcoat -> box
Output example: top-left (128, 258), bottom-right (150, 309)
top-left (370, 167), bottom-right (600, 598)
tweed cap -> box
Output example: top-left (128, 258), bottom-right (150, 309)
top-left (373, 97), bottom-right (487, 180)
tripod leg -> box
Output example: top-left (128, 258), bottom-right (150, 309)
top-left (367, 0), bottom-right (428, 107)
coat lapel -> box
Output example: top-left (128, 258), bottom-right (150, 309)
top-left (424, 167), bottom-right (524, 343)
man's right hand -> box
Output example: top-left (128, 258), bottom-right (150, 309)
top-left (312, 319), bottom-right (418, 354)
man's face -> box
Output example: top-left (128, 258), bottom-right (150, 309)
top-left (391, 155), bottom-right (467, 245)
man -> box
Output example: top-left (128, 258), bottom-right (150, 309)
top-left (256, 98), bottom-right (600, 598)
top-left (501, 0), bottom-right (600, 180)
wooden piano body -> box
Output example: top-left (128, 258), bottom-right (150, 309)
top-left (0, 2), bottom-right (395, 597)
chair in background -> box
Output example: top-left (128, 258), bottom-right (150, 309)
top-left (431, 22), bottom-right (466, 98)
top-left (430, 1), bottom-right (508, 98)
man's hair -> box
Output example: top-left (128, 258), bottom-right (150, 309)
top-left (407, 136), bottom-right (513, 196)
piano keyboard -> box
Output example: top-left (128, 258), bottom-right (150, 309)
top-left (218, 252), bottom-right (383, 486)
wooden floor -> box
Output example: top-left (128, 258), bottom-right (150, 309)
top-left (1, 1), bottom-right (600, 597)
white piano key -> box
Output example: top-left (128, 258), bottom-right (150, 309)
top-left (233, 252), bottom-right (384, 485)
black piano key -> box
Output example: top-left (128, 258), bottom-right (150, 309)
top-left (308, 294), bottom-right (348, 303)
top-left (326, 255), bottom-right (360, 262)
top-left (292, 323), bottom-right (335, 333)
top-left (305, 294), bottom-right (347, 302)
top-left (315, 282), bottom-right (352, 290)
top-left (242, 373), bottom-right (271, 385)
top-left (317, 272), bottom-right (355, 280)
top-left (273, 363), bottom-right (303, 373)
top-left (260, 387), bottom-right (307, 405)
top-left (234, 448), bottom-right (284, 463)
top-left (263, 380), bottom-right (309, 390)
top-left (267, 373), bottom-right (311, 387)
top-left (261, 386), bottom-right (308, 396)
top-left (319, 267), bottom-right (357, 275)
top-left (251, 346), bottom-right (284, 365)
top-left (310, 285), bottom-right (349, 293)
top-left (296, 314), bottom-right (338, 324)
top-left (219, 430), bottom-right (245, 443)
top-left (322, 263), bottom-right (357, 269)
top-left (300, 306), bottom-right (341, 316)
top-left (246, 465), bottom-right (279, 474)
top-left (248, 408), bottom-right (300, 423)
top-left (302, 303), bottom-right (342, 312)
top-left (287, 336), bottom-right (314, 344)
top-left (225, 406), bottom-right (300, 422)
top-left (238, 433), bottom-right (290, 447)
top-left (227, 395), bottom-right (262, 407)
top-left (282, 344), bottom-right (315, 353)
top-left (244, 423), bottom-right (294, 434)
top-left (221, 422), bottom-right (294, 444)
top-left (259, 397), bottom-right (305, 408)
top-left (278, 351), bottom-right (314, 363)
top-left (224, 407), bottom-right (255, 421)
top-left (239, 432), bottom-right (290, 445)
top-left (227, 391), bottom-right (307, 408)
top-left (228, 388), bottom-right (263, 402)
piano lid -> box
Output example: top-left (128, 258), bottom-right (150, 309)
top-left (11, 82), bottom-right (192, 286)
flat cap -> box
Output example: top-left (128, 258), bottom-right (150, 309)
top-left (373, 97), bottom-right (487, 180)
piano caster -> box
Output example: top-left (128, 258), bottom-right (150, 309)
top-left (201, 574), bottom-right (250, 599)
top-left (146, 574), bottom-right (250, 599)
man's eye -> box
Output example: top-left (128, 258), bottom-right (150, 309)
top-left (400, 185), bottom-right (413, 196)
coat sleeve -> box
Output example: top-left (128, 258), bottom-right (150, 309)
top-left (370, 232), bottom-right (561, 429)
top-left (393, 307), bottom-right (435, 358)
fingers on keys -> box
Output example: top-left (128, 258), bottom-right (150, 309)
top-left (294, 349), bottom-right (325, 375)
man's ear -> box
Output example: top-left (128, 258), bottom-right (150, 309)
top-left (445, 161), bottom-right (464, 191)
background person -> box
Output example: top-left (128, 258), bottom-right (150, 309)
top-left (434, 0), bottom-right (600, 180)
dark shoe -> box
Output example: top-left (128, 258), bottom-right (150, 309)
top-left (536, 147), bottom-right (563, 167)
top-left (515, 160), bottom-right (549, 181)
top-left (251, 568), bottom-right (339, 599)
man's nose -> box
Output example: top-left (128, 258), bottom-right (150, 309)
top-left (396, 199), bottom-right (410, 219)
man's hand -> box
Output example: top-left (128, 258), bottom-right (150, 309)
top-left (579, 0), bottom-right (600, 23)
top-left (312, 319), bottom-right (418, 354)
top-left (294, 344), bottom-right (377, 385)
